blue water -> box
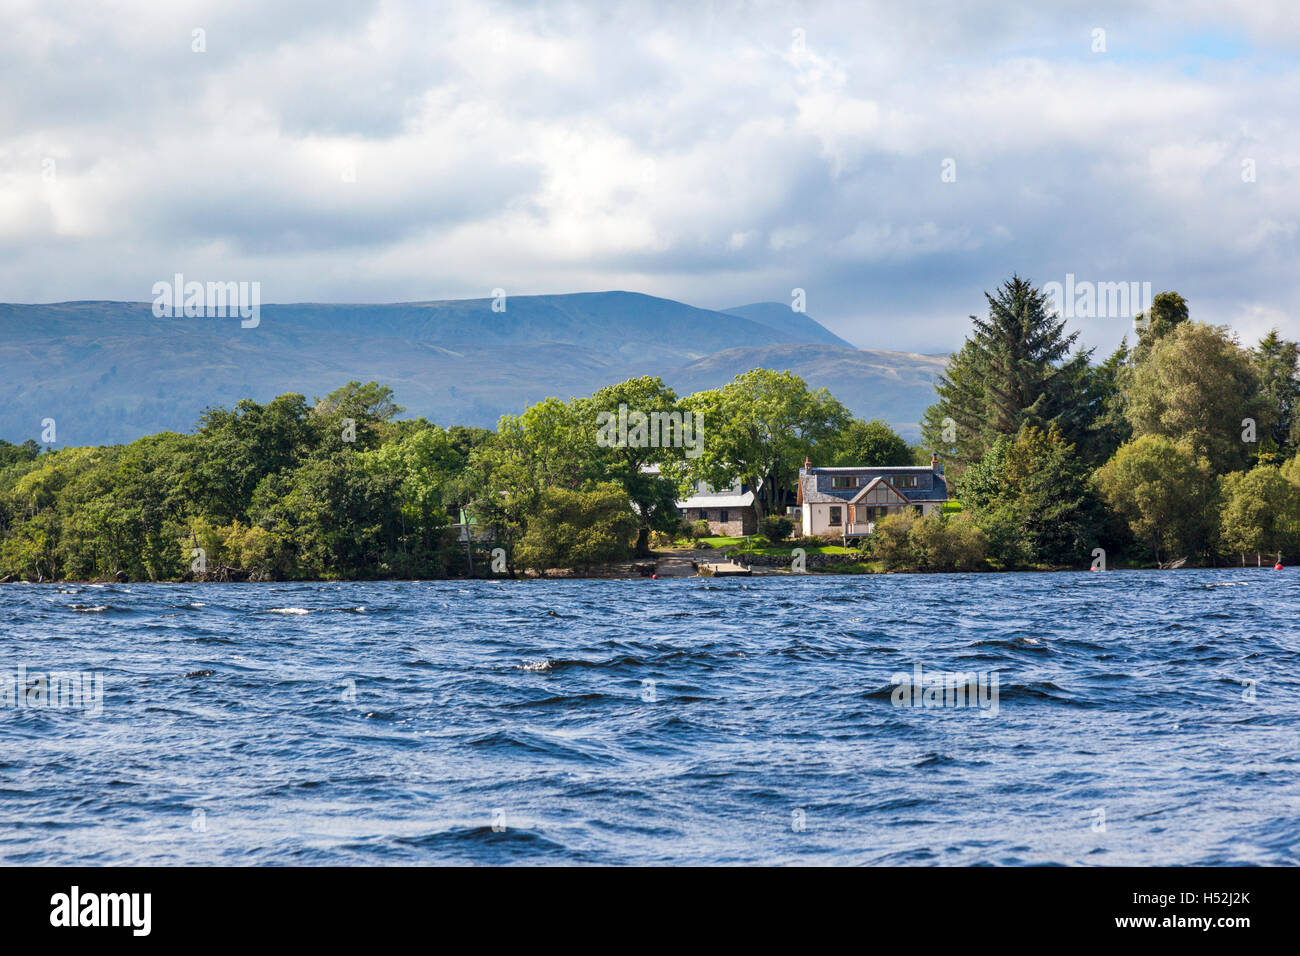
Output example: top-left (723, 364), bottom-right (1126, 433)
top-left (1, 571), bottom-right (1297, 865)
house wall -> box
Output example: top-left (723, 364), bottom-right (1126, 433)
top-left (688, 507), bottom-right (757, 537)
top-left (801, 500), bottom-right (943, 537)
top-left (804, 503), bottom-right (844, 536)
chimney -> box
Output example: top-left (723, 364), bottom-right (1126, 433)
top-left (930, 452), bottom-right (938, 471)
top-left (803, 455), bottom-right (812, 470)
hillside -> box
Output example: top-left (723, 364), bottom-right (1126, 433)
top-left (0, 292), bottom-right (946, 446)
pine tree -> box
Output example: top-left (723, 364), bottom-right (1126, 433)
top-left (922, 275), bottom-right (1092, 472)
top-left (1252, 329), bottom-right (1300, 455)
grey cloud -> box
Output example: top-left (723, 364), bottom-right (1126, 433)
top-left (0, 0), bottom-right (1297, 358)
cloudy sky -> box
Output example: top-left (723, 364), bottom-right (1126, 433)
top-left (2, 0), bottom-right (1298, 353)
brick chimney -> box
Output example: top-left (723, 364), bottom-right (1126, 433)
top-left (930, 452), bottom-right (938, 471)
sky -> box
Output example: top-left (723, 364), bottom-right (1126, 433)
top-left (1, 0), bottom-right (1298, 354)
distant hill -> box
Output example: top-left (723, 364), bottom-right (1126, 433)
top-left (721, 302), bottom-right (857, 348)
top-left (666, 344), bottom-right (947, 440)
top-left (0, 292), bottom-right (946, 446)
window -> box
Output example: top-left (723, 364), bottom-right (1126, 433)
top-left (720, 509), bottom-right (729, 523)
top-left (698, 509), bottom-right (710, 522)
top-left (894, 474), bottom-right (919, 488)
top-left (831, 476), bottom-right (858, 489)
top-left (854, 504), bottom-right (889, 523)
top-left (828, 506), bottom-right (842, 526)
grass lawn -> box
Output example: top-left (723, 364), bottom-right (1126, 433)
top-left (690, 536), bottom-right (746, 549)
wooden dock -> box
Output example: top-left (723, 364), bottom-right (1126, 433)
top-left (696, 560), bottom-right (752, 577)
top-left (653, 548), bottom-right (754, 578)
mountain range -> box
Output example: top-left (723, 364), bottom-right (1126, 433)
top-left (0, 292), bottom-right (947, 447)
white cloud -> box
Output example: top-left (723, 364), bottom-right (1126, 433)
top-left (0, 0), bottom-right (1298, 353)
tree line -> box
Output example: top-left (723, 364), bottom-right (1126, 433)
top-left (2, 274), bottom-right (1295, 580)
top-left (914, 276), bottom-right (1300, 569)
top-left (0, 373), bottom-right (906, 581)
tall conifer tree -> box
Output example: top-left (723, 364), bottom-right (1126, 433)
top-left (922, 275), bottom-right (1091, 472)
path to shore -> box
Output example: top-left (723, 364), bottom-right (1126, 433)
top-left (654, 549), bottom-right (701, 577)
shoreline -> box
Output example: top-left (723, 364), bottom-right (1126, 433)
top-left (0, 562), bottom-right (1272, 585)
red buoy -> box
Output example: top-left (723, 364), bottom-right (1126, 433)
top-left (652, 573), bottom-right (659, 579)
top-left (1274, 563), bottom-right (1283, 570)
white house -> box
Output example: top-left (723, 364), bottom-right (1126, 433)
top-left (798, 455), bottom-right (948, 543)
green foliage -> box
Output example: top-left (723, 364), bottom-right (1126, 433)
top-left (1079, 339), bottom-right (1133, 467)
top-left (0, 387), bottom-right (462, 582)
top-left (515, 483), bottom-right (638, 572)
top-left (1133, 291), bottom-right (1190, 356)
top-left (911, 512), bottom-right (987, 571)
top-left (867, 512), bottom-right (917, 569)
top-left (1252, 330), bottom-right (1300, 456)
top-left (921, 275), bottom-right (1095, 474)
top-left (579, 376), bottom-right (687, 555)
top-left (679, 368), bottom-right (850, 519)
top-left (959, 425), bottom-right (1103, 567)
top-left (0, 439), bottom-right (40, 468)
top-left (822, 418), bottom-right (911, 467)
top-left (1094, 435), bottom-right (1218, 565)
top-left (1218, 465), bottom-right (1300, 562)
top-left (760, 515), bottom-right (794, 541)
top-left (1124, 322), bottom-right (1269, 474)
top-left (870, 511), bottom-right (986, 571)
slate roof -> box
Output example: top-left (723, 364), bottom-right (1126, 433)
top-left (800, 466), bottom-right (949, 505)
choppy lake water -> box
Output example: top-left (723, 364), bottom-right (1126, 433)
top-left (1, 571), bottom-right (1297, 865)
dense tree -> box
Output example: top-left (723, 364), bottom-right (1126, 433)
top-left (578, 376), bottom-right (687, 555)
top-left (1252, 330), bottom-right (1300, 457)
top-left (313, 380), bottom-right (404, 448)
top-left (0, 439), bottom-right (40, 468)
top-left (249, 452), bottom-right (423, 578)
top-left (680, 369), bottom-right (850, 520)
top-left (1218, 466), bottom-right (1300, 565)
top-left (822, 418), bottom-right (911, 467)
top-left (515, 483), bottom-right (638, 573)
top-left (921, 276), bottom-right (1094, 473)
top-left (959, 425), bottom-right (1103, 567)
top-left (870, 511), bottom-right (986, 572)
top-left (460, 397), bottom-right (597, 573)
top-left (1133, 291), bottom-right (1190, 357)
top-left (192, 393), bottom-right (320, 522)
top-left (1079, 339), bottom-right (1133, 467)
top-left (1094, 436), bottom-right (1218, 565)
top-left (1124, 323), bottom-right (1270, 474)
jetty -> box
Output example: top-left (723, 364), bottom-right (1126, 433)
top-left (695, 559), bottom-right (752, 577)
top-left (653, 548), bottom-right (753, 577)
